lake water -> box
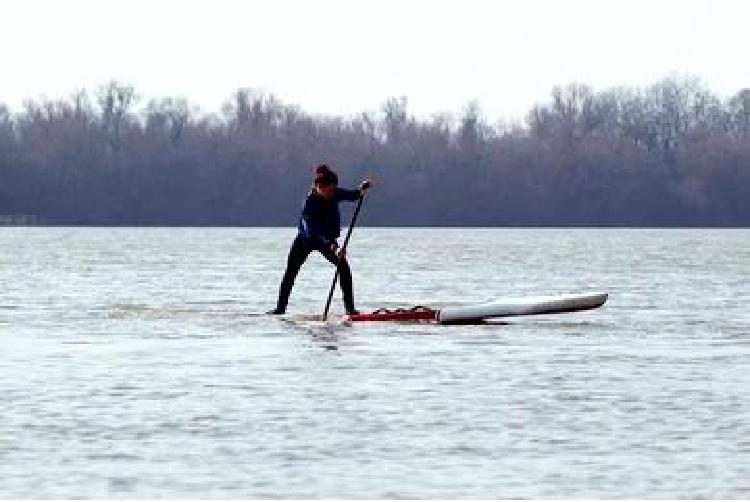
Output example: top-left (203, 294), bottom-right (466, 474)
top-left (1, 227), bottom-right (749, 498)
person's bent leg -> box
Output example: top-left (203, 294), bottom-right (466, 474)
top-left (337, 258), bottom-right (356, 313)
top-left (320, 246), bottom-right (356, 314)
top-left (271, 236), bottom-right (312, 314)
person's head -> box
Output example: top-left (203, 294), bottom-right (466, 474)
top-left (313, 164), bottom-right (338, 199)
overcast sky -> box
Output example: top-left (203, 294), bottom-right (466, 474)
top-left (2, 0), bottom-right (749, 120)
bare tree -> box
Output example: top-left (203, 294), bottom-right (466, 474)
top-left (96, 80), bottom-right (138, 151)
top-left (0, 77), bottom-right (748, 226)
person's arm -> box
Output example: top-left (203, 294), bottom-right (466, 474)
top-left (335, 187), bottom-right (361, 202)
top-left (336, 179), bottom-right (372, 201)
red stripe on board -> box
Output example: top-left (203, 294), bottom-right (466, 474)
top-left (345, 310), bottom-right (437, 322)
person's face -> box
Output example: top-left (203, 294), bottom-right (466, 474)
top-left (317, 183), bottom-right (337, 199)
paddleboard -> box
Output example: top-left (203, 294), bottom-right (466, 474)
top-left (344, 292), bottom-right (608, 324)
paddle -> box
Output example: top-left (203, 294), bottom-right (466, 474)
top-left (322, 189), bottom-right (367, 319)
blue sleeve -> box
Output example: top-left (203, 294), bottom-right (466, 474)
top-left (300, 197), bottom-right (333, 248)
top-left (336, 188), bottom-right (361, 202)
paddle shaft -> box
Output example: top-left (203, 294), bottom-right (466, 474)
top-left (323, 192), bottom-right (365, 319)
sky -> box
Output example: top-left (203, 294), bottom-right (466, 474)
top-left (2, 0), bottom-right (749, 121)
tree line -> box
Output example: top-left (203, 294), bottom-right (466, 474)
top-left (1, 76), bottom-right (748, 226)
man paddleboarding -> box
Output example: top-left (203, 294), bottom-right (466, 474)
top-left (267, 164), bottom-right (372, 315)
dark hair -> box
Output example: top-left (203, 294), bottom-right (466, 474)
top-left (313, 164), bottom-right (338, 187)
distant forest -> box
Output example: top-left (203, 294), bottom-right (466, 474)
top-left (1, 76), bottom-right (748, 226)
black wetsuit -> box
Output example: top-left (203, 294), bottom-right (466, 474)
top-left (273, 188), bottom-right (361, 313)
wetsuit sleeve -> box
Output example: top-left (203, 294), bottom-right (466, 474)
top-left (300, 197), bottom-right (334, 249)
top-left (336, 188), bottom-right (362, 202)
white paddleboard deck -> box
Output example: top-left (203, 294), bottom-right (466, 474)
top-left (437, 292), bottom-right (608, 324)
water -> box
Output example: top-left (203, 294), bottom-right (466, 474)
top-left (1, 227), bottom-right (749, 498)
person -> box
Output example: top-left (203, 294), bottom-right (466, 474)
top-left (267, 164), bottom-right (372, 315)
